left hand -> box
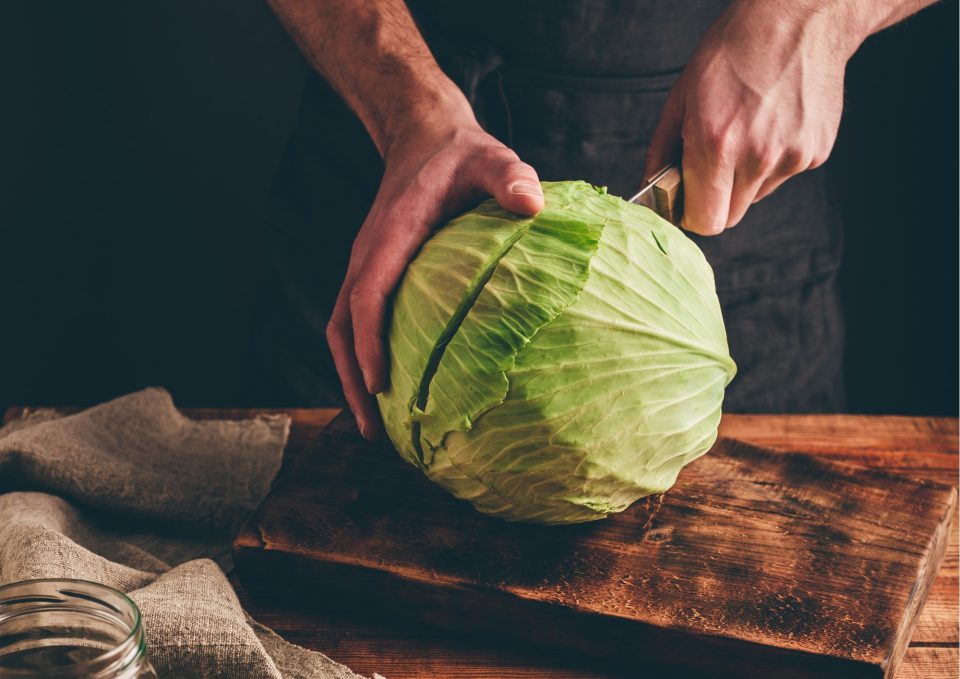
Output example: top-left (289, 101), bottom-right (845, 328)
top-left (644, 0), bottom-right (859, 236)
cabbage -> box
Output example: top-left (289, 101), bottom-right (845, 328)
top-left (377, 181), bottom-right (735, 524)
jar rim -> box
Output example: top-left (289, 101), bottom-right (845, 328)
top-left (0, 578), bottom-right (146, 678)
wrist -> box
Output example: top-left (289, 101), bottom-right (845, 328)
top-left (377, 81), bottom-right (481, 163)
top-left (782, 0), bottom-right (873, 60)
top-left (724, 0), bottom-right (868, 64)
top-left (370, 70), bottom-right (479, 160)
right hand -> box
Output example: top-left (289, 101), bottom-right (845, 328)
top-left (327, 114), bottom-right (544, 440)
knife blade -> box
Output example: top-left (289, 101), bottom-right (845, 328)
top-left (628, 161), bottom-right (684, 225)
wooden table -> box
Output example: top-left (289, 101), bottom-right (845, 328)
top-left (228, 409), bottom-right (958, 679)
top-left (6, 406), bottom-right (956, 677)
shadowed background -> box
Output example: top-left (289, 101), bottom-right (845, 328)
top-left (0, 1), bottom-right (956, 415)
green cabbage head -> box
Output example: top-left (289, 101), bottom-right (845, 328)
top-left (377, 181), bottom-right (735, 524)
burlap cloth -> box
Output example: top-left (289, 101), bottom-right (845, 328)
top-left (0, 388), bottom-right (379, 678)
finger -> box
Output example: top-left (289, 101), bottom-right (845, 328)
top-left (326, 294), bottom-right (383, 440)
top-left (471, 149), bottom-right (544, 216)
top-left (679, 139), bottom-right (734, 236)
top-left (753, 175), bottom-right (790, 204)
top-left (644, 86), bottom-right (685, 180)
top-left (752, 151), bottom-right (808, 204)
top-left (725, 170), bottom-right (765, 228)
top-left (349, 272), bottom-right (394, 396)
top-left (348, 199), bottom-right (446, 396)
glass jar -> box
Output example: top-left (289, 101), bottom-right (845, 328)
top-left (0, 579), bottom-right (157, 678)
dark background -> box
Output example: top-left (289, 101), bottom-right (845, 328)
top-left (0, 2), bottom-right (956, 415)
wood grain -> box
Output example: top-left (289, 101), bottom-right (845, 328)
top-left (899, 646), bottom-right (959, 678)
top-left (719, 417), bottom-right (957, 482)
top-left (234, 411), bottom-right (956, 679)
top-left (246, 412), bottom-right (954, 679)
top-left (5, 406), bottom-right (955, 678)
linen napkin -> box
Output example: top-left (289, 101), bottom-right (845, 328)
top-left (0, 387), bottom-right (374, 678)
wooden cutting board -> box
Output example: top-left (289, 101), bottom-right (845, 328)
top-left (234, 412), bottom-right (956, 679)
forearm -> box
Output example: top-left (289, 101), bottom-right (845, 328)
top-left (267, 0), bottom-right (474, 158)
top-left (780, 0), bottom-right (940, 59)
top-left (838, 0), bottom-right (939, 37)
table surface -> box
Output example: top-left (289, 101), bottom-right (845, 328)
top-left (231, 409), bottom-right (958, 679)
top-left (7, 406), bottom-right (957, 677)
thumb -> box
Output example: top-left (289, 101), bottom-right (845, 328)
top-left (473, 148), bottom-right (544, 216)
top-left (644, 86), bottom-right (685, 180)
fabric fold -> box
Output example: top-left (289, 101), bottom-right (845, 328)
top-left (0, 388), bottom-right (374, 679)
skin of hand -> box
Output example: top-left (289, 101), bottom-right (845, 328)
top-left (644, 0), bottom-right (937, 235)
top-left (330, 113), bottom-right (543, 439)
top-left (268, 1), bottom-right (544, 439)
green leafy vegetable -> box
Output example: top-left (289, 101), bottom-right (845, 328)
top-left (378, 181), bottom-right (736, 524)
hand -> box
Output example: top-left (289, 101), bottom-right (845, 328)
top-left (327, 110), bottom-right (544, 439)
top-left (644, 0), bottom-right (861, 235)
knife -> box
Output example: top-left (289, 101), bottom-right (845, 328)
top-left (628, 161), bottom-right (684, 225)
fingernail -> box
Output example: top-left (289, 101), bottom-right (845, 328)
top-left (510, 181), bottom-right (541, 197)
top-left (356, 415), bottom-right (367, 438)
top-left (361, 367), bottom-right (374, 394)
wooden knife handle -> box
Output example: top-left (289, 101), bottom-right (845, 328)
top-left (650, 164), bottom-right (683, 225)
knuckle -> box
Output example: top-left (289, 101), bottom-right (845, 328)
top-left (749, 144), bottom-right (779, 174)
top-left (500, 156), bottom-right (531, 178)
top-left (504, 165), bottom-right (538, 186)
top-left (809, 150), bottom-right (830, 169)
top-left (349, 279), bottom-right (389, 317)
top-left (464, 144), bottom-right (492, 166)
top-left (700, 122), bottom-right (735, 155)
top-left (349, 282), bottom-right (379, 306)
top-left (507, 156), bottom-right (535, 174)
top-left (480, 144), bottom-right (516, 166)
top-left (759, 155), bottom-right (780, 176)
top-left (782, 147), bottom-right (806, 171)
top-left (726, 210), bottom-right (746, 229)
top-left (325, 318), bottom-right (343, 344)
top-left (494, 145), bottom-right (520, 162)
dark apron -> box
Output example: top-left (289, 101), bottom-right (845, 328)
top-left (247, 1), bottom-right (846, 413)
